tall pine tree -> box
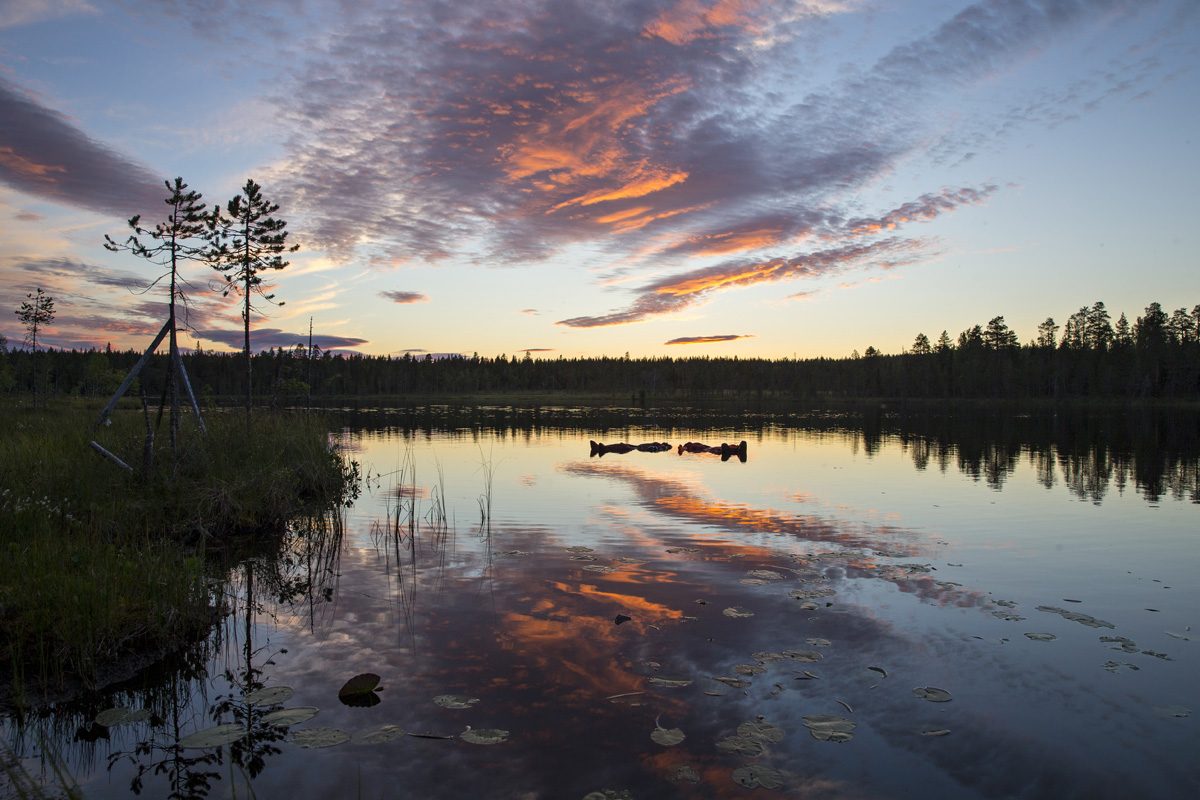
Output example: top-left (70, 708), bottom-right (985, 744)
top-left (105, 177), bottom-right (209, 453)
top-left (210, 179), bottom-right (297, 418)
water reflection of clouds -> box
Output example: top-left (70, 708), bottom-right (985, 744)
top-left (68, 426), bottom-right (1200, 799)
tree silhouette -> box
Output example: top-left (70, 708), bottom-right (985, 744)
top-left (1085, 302), bottom-right (1113, 350)
top-left (105, 177), bottom-right (210, 452)
top-left (983, 316), bottom-right (1018, 350)
top-left (15, 287), bottom-right (55, 407)
top-left (209, 179), bottom-right (297, 419)
top-left (911, 333), bottom-right (931, 355)
top-left (1036, 317), bottom-right (1058, 349)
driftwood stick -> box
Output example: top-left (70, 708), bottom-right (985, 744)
top-left (140, 385), bottom-right (154, 474)
top-left (89, 440), bottom-right (133, 472)
top-left (173, 348), bottom-right (206, 434)
top-left (96, 320), bottom-right (170, 427)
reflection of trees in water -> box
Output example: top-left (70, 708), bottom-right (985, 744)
top-left (862, 408), bottom-right (1197, 505)
top-left (1, 508), bottom-right (345, 800)
top-left (341, 404), bottom-right (1198, 506)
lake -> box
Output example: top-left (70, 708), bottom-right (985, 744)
top-left (4, 406), bottom-right (1198, 799)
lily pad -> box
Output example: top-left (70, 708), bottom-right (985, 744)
top-left (179, 723), bottom-right (247, 749)
top-left (790, 587), bottom-right (835, 600)
top-left (1036, 606), bottom-right (1115, 629)
top-left (1100, 635), bottom-right (1139, 653)
top-left (913, 687), bottom-right (953, 703)
top-left (1024, 633), bottom-right (1056, 642)
top-left (582, 792), bottom-right (632, 800)
top-left (95, 707), bottom-right (151, 727)
top-left (433, 694), bottom-right (479, 710)
top-left (716, 735), bottom-right (765, 756)
top-left (353, 724), bottom-right (407, 744)
top-left (732, 764), bottom-right (784, 789)
top-left (291, 727), bottom-right (350, 748)
top-left (566, 546), bottom-right (594, 553)
top-left (651, 726), bottom-right (685, 746)
top-left (670, 765), bottom-right (700, 784)
top-left (867, 665), bottom-right (888, 678)
top-left (461, 727), bottom-right (509, 745)
top-left (338, 673), bottom-right (382, 706)
top-left (734, 664), bottom-right (765, 676)
top-left (244, 686), bottom-right (294, 705)
top-left (647, 677), bottom-right (692, 688)
top-left (782, 650), bottom-right (823, 663)
top-left (583, 564), bottom-right (616, 574)
top-left (737, 720), bottom-right (784, 743)
top-left (747, 569), bottom-right (784, 580)
top-left (802, 715), bottom-right (855, 743)
top-left (1154, 705), bottom-right (1190, 719)
top-left (806, 637), bottom-right (832, 647)
top-left (711, 676), bottom-right (751, 689)
top-left (261, 707), bottom-right (320, 727)
top-left (921, 729), bottom-right (952, 737)
top-left (723, 607), bottom-right (754, 618)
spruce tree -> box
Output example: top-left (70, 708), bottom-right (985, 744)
top-left (210, 179), bottom-right (297, 419)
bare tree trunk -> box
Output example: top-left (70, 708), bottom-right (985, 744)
top-left (244, 234), bottom-right (252, 423)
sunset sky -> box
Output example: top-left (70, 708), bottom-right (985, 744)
top-left (1, 0), bottom-right (1197, 359)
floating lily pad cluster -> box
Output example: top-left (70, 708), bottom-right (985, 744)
top-left (802, 715), bottom-right (855, 743)
top-left (1036, 606), bottom-right (1115, 629)
top-left (94, 707), bottom-right (151, 727)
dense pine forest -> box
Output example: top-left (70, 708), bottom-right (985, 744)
top-left (2, 301), bottom-right (1197, 403)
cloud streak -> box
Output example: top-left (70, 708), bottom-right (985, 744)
top-left (380, 290), bottom-right (429, 304)
top-left (0, 76), bottom-right (163, 218)
top-left (195, 328), bottom-right (368, 352)
top-left (665, 334), bottom-right (752, 345)
top-left (558, 237), bottom-right (926, 327)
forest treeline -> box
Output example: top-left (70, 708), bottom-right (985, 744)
top-left (1, 300), bottom-right (1197, 402)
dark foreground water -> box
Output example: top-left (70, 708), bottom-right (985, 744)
top-left (5, 407), bottom-right (1199, 799)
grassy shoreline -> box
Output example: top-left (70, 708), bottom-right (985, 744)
top-left (0, 398), bottom-right (358, 707)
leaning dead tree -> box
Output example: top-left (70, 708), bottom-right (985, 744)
top-left (94, 177), bottom-right (210, 471)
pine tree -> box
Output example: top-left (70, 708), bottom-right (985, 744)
top-left (1084, 302), bottom-right (1113, 350)
top-left (210, 179), bottom-right (297, 419)
top-left (104, 177), bottom-right (210, 452)
top-left (15, 287), bottom-right (55, 407)
top-left (1113, 313), bottom-right (1132, 348)
top-left (911, 332), bottom-right (931, 355)
top-left (1036, 317), bottom-right (1058, 348)
top-left (983, 316), bottom-right (1018, 350)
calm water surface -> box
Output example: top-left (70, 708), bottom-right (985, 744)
top-left (8, 413), bottom-right (1200, 799)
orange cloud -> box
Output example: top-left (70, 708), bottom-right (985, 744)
top-left (0, 146), bottom-right (65, 184)
top-left (644, 0), bottom-right (764, 45)
top-left (677, 226), bottom-right (784, 256)
top-left (664, 334), bottom-right (752, 345)
top-left (604, 203), bottom-right (708, 233)
top-left (846, 185), bottom-right (997, 235)
top-left (555, 166), bottom-right (689, 210)
top-left (653, 260), bottom-right (784, 296)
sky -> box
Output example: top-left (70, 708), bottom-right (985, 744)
top-left (1, 0), bottom-right (1197, 359)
